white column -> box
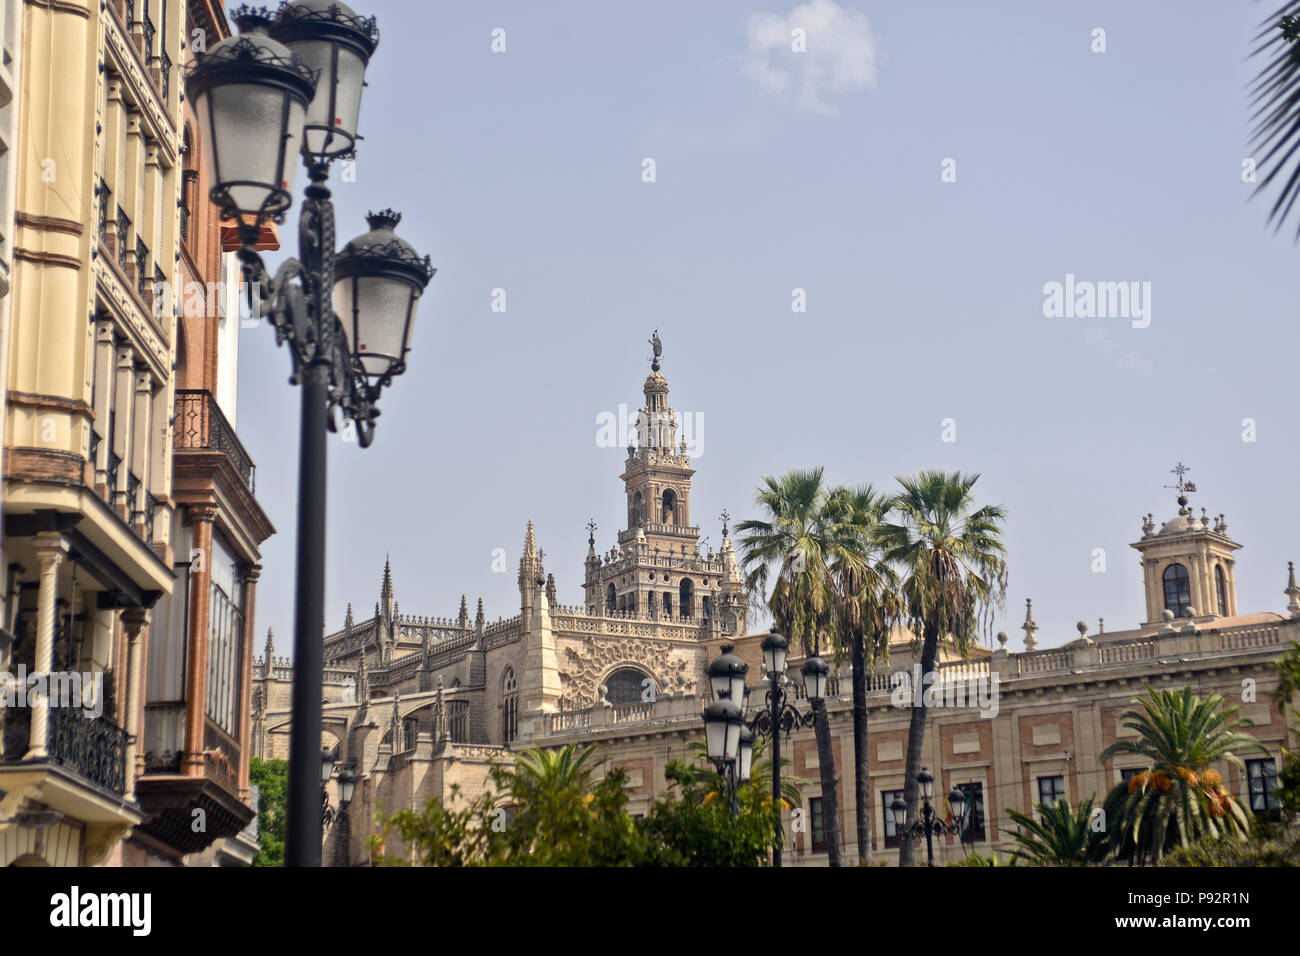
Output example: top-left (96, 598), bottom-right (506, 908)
top-left (24, 533), bottom-right (67, 760)
top-left (121, 609), bottom-right (149, 800)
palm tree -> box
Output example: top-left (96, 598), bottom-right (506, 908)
top-left (878, 470), bottom-right (1007, 866)
top-left (1249, 1), bottom-right (1300, 238)
top-left (735, 467), bottom-right (844, 866)
top-left (1004, 797), bottom-right (1109, 866)
top-left (822, 483), bottom-right (899, 863)
top-left (1099, 686), bottom-right (1268, 865)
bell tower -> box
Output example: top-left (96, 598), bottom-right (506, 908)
top-left (581, 333), bottom-right (745, 635)
top-left (620, 332), bottom-right (698, 560)
top-left (1131, 464), bottom-right (1241, 625)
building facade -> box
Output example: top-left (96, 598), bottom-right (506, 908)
top-left (254, 344), bottom-right (1300, 866)
top-left (0, 0), bottom-right (272, 867)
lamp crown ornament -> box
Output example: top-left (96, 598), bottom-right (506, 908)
top-left (366, 208), bottom-right (401, 231)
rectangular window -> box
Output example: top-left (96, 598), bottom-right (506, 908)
top-left (205, 532), bottom-right (245, 736)
top-left (955, 782), bottom-right (986, 843)
top-left (810, 796), bottom-right (826, 852)
top-left (1120, 767), bottom-right (1143, 783)
top-left (1246, 758), bottom-right (1280, 816)
top-left (882, 789), bottom-right (904, 849)
top-left (1037, 775), bottom-right (1066, 806)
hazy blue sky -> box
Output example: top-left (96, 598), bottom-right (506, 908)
top-left (235, 0), bottom-right (1300, 658)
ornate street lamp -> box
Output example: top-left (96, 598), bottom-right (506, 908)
top-left (702, 698), bottom-right (745, 817)
top-left (270, 0), bottom-right (377, 162)
top-left (701, 636), bottom-right (827, 867)
top-left (890, 767), bottom-right (969, 867)
top-left (707, 645), bottom-right (748, 703)
top-left (185, 11), bottom-right (315, 223)
top-left (186, 2), bottom-right (436, 868)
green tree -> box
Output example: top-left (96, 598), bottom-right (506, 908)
top-left (1099, 686), bottom-right (1268, 865)
top-left (640, 757), bottom-right (781, 866)
top-left (1249, 1), bottom-right (1300, 238)
top-left (249, 757), bottom-right (288, 867)
top-left (1003, 797), bottom-right (1109, 866)
top-left (822, 483), bottom-right (899, 863)
top-left (492, 742), bottom-right (650, 866)
top-left (736, 467), bottom-right (844, 866)
top-left (1271, 639), bottom-right (1300, 822)
top-left (878, 470), bottom-right (1007, 866)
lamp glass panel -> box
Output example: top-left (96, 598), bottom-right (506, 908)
top-left (704, 713), bottom-right (726, 761)
top-left (287, 41), bottom-right (367, 156)
top-left (205, 84), bottom-right (304, 214)
top-left (333, 274), bottom-right (413, 375)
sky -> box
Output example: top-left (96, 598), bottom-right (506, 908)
top-left (234, 0), bottom-right (1300, 659)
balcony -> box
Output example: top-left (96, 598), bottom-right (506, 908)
top-left (174, 390), bottom-right (256, 491)
top-left (0, 705), bottom-right (128, 795)
top-left (134, 711), bottom-right (254, 856)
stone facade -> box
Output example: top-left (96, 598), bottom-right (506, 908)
top-left (258, 355), bottom-right (1300, 866)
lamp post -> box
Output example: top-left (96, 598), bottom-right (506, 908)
top-left (702, 635), bottom-right (826, 867)
top-left (185, 2), bottom-right (435, 868)
top-left (889, 767), bottom-right (968, 867)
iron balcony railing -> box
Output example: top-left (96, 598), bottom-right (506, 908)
top-left (159, 49), bottom-right (171, 101)
top-left (135, 238), bottom-right (149, 297)
top-left (106, 448), bottom-right (122, 501)
top-left (174, 390), bottom-right (256, 491)
top-left (49, 705), bottom-right (128, 795)
top-left (115, 207), bottom-right (130, 272)
top-left (125, 0), bottom-right (134, 30)
top-left (1, 705), bottom-right (128, 796)
top-left (96, 180), bottom-right (110, 245)
top-left (142, 9), bottom-right (155, 58)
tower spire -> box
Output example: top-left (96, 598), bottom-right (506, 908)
top-left (1287, 561), bottom-right (1300, 619)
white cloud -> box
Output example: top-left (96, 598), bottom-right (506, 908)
top-left (740, 1), bottom-right (880, 115)
top-left (1082, 327), bottom-right (1154, 375)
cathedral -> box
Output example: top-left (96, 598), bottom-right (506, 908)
top-left (252, 341), bottom-right (1300, 866)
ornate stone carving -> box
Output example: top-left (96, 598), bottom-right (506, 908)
top-left (557, 637), bottom-right (695, 709)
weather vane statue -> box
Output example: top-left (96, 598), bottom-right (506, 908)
top-left (649, 329), bottom-right (662, 372)
top-left (1164, 462), bottom-right (1197, 513)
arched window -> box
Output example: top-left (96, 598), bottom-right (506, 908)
top-left (662, 489), bottom-right (676, 525)
top-left (605, 667), bottom-right (653, 707)
top-left (679, 578), bottom-right (694, 618)
top-left (631, 491), bottom-right (643, 528)
top-left (607, 583), bottom-right (616, 611)
top-left (1215, 565), bottom-right (1228, 617)
top-left (1163, 564), bottom-right (1192, 618)
top-left (501, 667), bottom-right (518, 743)
top-left (662, 591), bottom-right (672, 616)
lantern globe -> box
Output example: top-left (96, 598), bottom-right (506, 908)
top-left (184, 9), bottom-right (316, 223)
top-left (702, 700), bottom-right (743, 762)
top-left (737, 727), bottom-right (755, 783)
top-left (918, 767), bottom-right (935, 801)
top-left (320, 746), bottom-right (336, 784)
top-left (706, 645), bottom-right (748, 703)
top-left (338, 766), bottom-right (357, 805)
top-left (271, 0), bottom-right (379, 162)
top-left (890, 795), bottom-right (907, 830)
top-left (801, 655), bottom-right (829, 701)
top-left (948, 787), bottom-right (967, 825)
top-left (761, 632), bottom-right (789, 677)
top-left (333, 209), bottom-right (435, 388)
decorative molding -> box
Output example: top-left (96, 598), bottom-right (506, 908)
top-left (15, 212), bottom-right (84, 236)
top-left (14, 247), bottom-right (81, 270)
top-left (23, 0), bottom-right (91, 19)
top-left (557, 637), bottom-right (695, 709)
